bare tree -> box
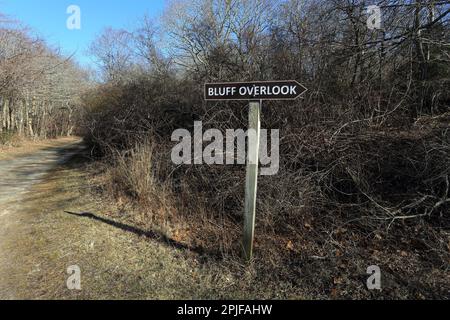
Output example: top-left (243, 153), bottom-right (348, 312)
top-left (0, 14), bottom-right (88, 140)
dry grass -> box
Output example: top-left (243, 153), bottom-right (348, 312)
top-left (1, 131), bottom-right (446, 299)
top-left (0, 151), bottom-right (307, 299)
top-left (89, 129), bottom-right (450, 299)
top-left (107, 140), bottom-right (177, 227)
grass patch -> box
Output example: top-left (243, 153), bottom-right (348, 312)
top-left (0, 151), bottom-right (306, 299)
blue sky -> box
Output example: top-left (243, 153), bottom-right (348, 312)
top-left (0, 0), bottom-right (166, 67)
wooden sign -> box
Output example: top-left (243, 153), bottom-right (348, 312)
top-left (205, 80), bottom-right (307, 101)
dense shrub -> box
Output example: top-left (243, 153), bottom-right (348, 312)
top-left (81, 0), bottom-right (450, 298)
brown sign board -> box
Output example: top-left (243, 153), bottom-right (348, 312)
top-left (205, 80), bottom-right (307, 101)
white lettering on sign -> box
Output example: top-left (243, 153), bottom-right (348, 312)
top-left (290, 86), bottom-right (297, 94)
top-left (209, 87), bottom-right (237, 96)
top-left (208, 85), bottom-right (298, 98)
top-left (205, 80), bottom-right (307, 101)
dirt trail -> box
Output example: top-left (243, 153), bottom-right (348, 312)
top-left (0, 139), bottom-right (85, 298)
top-left (0, 140), bottom-right (85, 217)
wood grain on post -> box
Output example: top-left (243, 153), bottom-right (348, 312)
top-left (243, 101), bottom-right (261, 261)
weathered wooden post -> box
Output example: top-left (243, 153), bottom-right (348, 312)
top-left (243, 100), bottom-right (261, 261)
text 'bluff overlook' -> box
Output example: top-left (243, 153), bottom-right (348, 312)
top-left (205, 81), bottom-right (307, 101)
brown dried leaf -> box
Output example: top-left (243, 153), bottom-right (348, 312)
top-left (286, 241), bottom-right (294, 251)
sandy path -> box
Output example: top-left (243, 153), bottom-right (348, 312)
top-left (0, 140), bottom-right (84, 216)
top-left (0, 139), bottom-right (85, 299)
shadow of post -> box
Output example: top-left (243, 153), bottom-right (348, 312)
top-left (64, 211), bottom-right (218, 259)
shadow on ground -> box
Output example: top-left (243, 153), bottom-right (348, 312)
top-left (57, 148), bottom-right (223, 261)
top-left (64, 210), bottom-right (214, 257)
